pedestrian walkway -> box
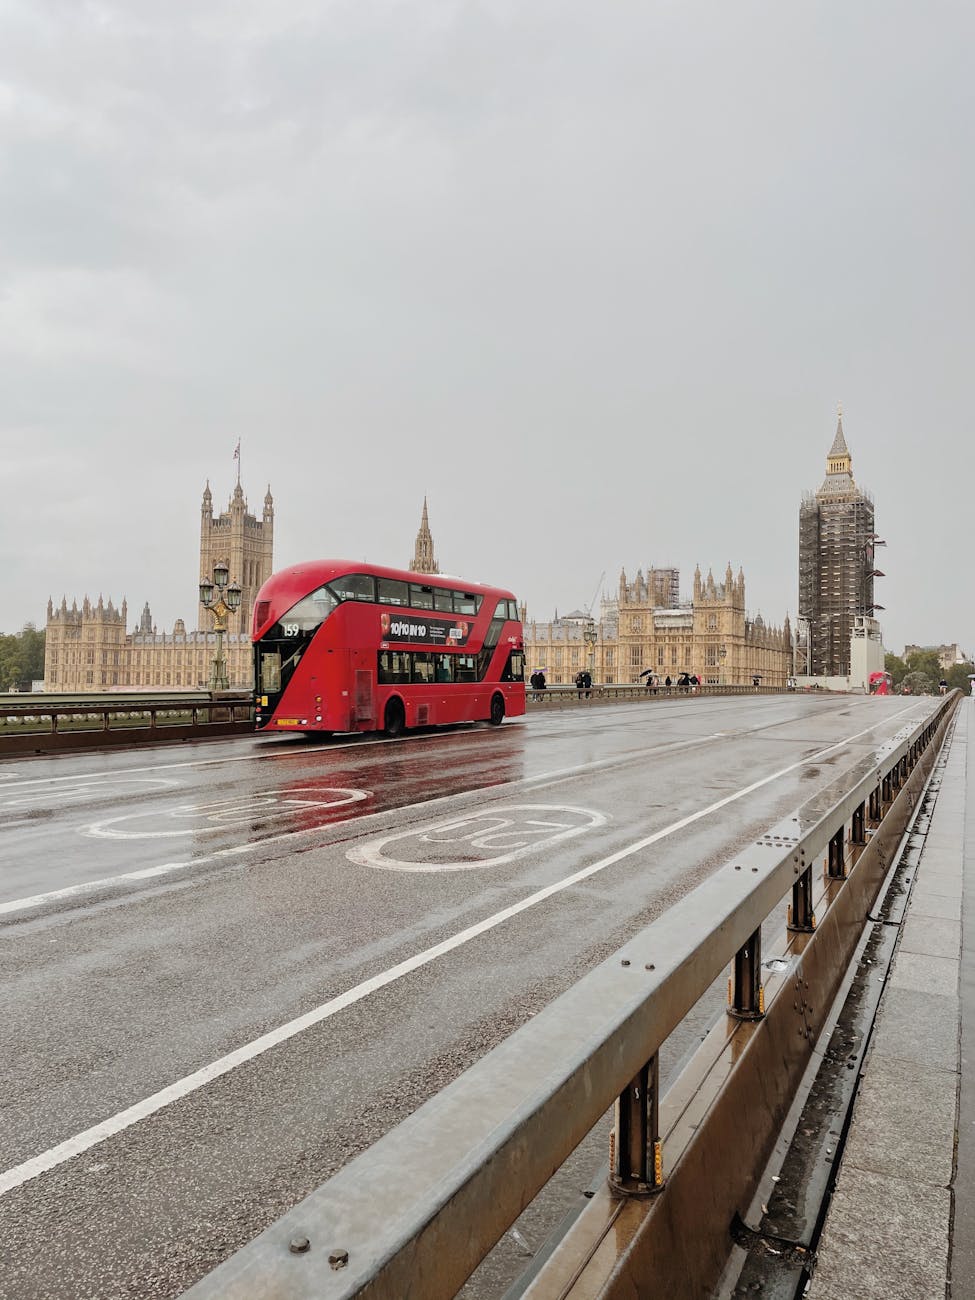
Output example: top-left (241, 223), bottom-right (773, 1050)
top-left (811, 700), bottom-right (971, 1299)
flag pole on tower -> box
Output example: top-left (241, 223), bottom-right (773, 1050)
top-left (233, 438), bottom-right (241, 486)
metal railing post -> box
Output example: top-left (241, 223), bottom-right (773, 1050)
top-left (788, 866), bottom-right (816, 932)
top-left (851, 801), bottom-right (866, 846)
top-left (869, 785), bottom-right (882, 823)
top-left (610, 1055), bottom-right (663, 1196)
top-left (826, 826), bottom-right (846, 879)
top-left (728, 926), bottom-right (764, 1020)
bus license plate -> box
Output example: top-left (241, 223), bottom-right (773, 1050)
top-left (276, 718), bottom-right (300, 726)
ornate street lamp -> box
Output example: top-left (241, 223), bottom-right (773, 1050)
top-left (582, 617), bottom-right (598, 679)
top-left (199, 564), bottom-right (242, 690)
top-left (718, 644), bottom-right (727, 687)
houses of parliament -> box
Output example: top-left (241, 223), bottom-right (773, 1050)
top-left (44, 481), bottom-right (274, 692)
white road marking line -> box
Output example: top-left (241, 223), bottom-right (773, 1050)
top-left (0, 704), bottom-right (922, 1197)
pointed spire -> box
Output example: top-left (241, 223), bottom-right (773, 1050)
top-left (409, 497), bottom-right (438, 573)
top-left (828, 405), bottom-right (849, 459)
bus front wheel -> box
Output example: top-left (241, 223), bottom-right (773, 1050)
top-left (384, 699), bottom-right (405, 738)
top-left (489, 694), bottom-right (505, 726)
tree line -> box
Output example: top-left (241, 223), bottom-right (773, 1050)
top-left (0, 625), bottom-right (46, 691)
top-left (884, 648), bottom-right (974, 696)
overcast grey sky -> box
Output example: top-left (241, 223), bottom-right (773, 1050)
top-left (1, 0), bottom-right (972, 657)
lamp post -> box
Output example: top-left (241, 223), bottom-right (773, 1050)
top-left (199, 561), bottom-right (242, 690)
top-left (583, 617), bottom-right (598, 681)
top-left (718, 644), bottom-right (727, 687)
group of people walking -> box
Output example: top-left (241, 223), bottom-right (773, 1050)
top-left (528, 667), bottom-right (593, 701)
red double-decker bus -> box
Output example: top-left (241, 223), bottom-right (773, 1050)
top-left (252, 560), bottom-right (525, 736)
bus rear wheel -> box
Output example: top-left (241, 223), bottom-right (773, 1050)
top-left (489, 694), bottom-right (505, 726)
top-left (384, 699), bottom-right (405, 738)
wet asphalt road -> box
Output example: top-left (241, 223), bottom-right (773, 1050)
top-left (0, 693), bottom-right (940, 1299)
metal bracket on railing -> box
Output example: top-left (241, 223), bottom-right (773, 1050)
top-left (610, 1055), bottom-right (664, 1196)
top-left (728, 926), bottom-right (765, 1021)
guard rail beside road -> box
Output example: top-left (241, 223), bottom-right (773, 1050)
top-left (0, 691), bottom-right (254, 756)
top-left (185, 690), bottom-right (959, 1300)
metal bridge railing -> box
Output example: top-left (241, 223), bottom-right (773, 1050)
top-left (526, 682), bottom-right (788, 704)
top-left (0, 690), bottom-right (254, 755)
top-left (184, 691), bottom-right (958, 1300)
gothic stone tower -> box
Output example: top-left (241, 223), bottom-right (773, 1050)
top-left (199, 480), bottom-right (274, 635)
top-left (409, 497), bottom-right (439, 574)
top-left (798, 412), bottom-right (876, 677)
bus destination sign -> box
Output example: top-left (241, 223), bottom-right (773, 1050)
top-left (380, 612), bottom-right (471, 647)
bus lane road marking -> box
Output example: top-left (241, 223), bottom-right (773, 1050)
top-left (84, 787), bottom-right (370, 839)
top-left (0, 702), bottom-right (927, 1198)
top-left (348, 805), bottom-right (607, 872)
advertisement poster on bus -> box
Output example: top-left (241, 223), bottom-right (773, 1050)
top-left (379, 612), bottom-right (471, 647)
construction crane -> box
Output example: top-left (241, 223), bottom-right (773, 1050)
top-left (584, 572), bottom-right (606, 620)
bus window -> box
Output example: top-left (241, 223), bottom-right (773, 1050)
top-left (409, 584), bottom-right (434, 610)
top-left (454, 592), bottom-right (480, 615)
top-left (280, 585), bottom-right (337, 633)
top-left (332, 573), bottom-right (375, 602)
top-left (507, 599), bottom-right (521, 620)
top-left (501, 650), bottom-right (525, 682)
top-left (434, 654), bottom-right (454, 682)
top-left (412, 652), bottom-right (435, 683)
top-left (434, 589), bottom-right (454, 612)
top-left (260, 652), bottom-right (282, 693)
top-left (455, 654), bottom-right (477, 681)
top-left (378, 578), bottom-right (409, 606)
top-left (378, 651), bottom-right (411, 683)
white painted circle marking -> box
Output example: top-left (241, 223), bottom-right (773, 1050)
top-left (85, 787), bottom-right (369, 838)
top-left (348, 804), bottom-right (607, 872)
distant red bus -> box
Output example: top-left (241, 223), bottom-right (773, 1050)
top-left (252, 560), bottom-right (525, 736)
top-left (868, 670), bottom-right (893, 695)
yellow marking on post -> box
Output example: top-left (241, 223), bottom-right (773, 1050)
top-left (758, 984), bottom-right (766, 1015)
top-left (653, 1140), bottom-right (663, 1187)
top-left (727, 976), bottom-right (732, 1005)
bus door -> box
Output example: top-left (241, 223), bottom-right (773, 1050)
top-left (351, 650), bottom-right (375, 729)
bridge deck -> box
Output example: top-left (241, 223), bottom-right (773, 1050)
top-left (0, 694), bottom-right (954, 1298)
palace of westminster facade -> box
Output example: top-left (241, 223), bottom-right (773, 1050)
top-left (44, 476), bottom-right (791, 691)
top-left (524, 565), bottom-right (791, 689)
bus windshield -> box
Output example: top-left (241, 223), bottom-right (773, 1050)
top-left (257, 585), bottom-right (339, 701)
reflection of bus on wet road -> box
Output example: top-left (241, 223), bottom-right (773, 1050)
top-left (868, 670), bottom-right (893, 695)
top-left (253, 560), bottom-right (525, 737)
